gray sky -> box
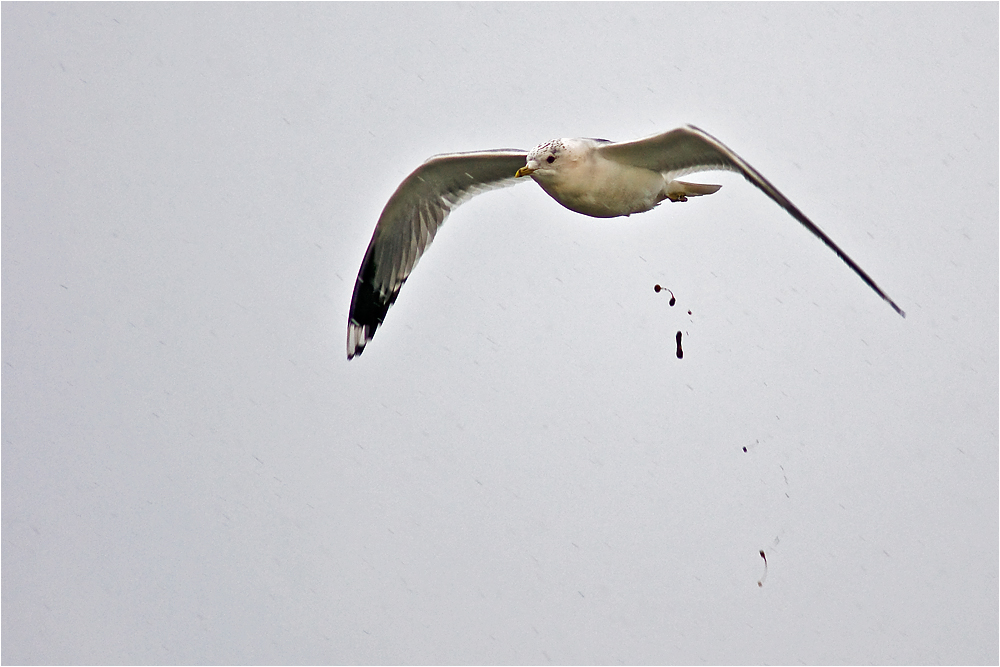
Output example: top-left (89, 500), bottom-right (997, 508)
top-left (3, 3), bottom-right (997, 664)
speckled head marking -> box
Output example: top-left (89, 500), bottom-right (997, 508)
top-left (527, 139), bottom-right (565, 164)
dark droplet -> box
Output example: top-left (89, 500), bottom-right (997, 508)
top-left (758, 550), bottom-right (768, 587)
top-left (653, 284), bottom-right (676, 306)
top-left (743, 446), bottom-right (748, 453)
top-left (675, 331), bottom-right (683, 359)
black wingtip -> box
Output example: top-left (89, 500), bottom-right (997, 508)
top-left (347, 250), bottom-right (400, 359)
top-left (347, 321), bottom-right (369, 360)
top-left (347, 288), bottom-right (386, 359)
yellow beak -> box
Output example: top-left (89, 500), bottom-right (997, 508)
top-left (515, 166), bottom-right (535, 178)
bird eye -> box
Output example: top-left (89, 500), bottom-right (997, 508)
top-left (546, 155), bottom-right (556, 164)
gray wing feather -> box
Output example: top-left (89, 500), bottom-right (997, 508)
top-left (598, 125), bottom-right (905, 318)
top-left (597, 125), bottom-right (745, 180)
top-left (372, 149), bottom-right (527, 294)
top-left (348, 149), bottom-right (528, 358)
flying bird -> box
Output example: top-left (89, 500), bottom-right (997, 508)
top-left (347, 125), bottom-right (904, 359)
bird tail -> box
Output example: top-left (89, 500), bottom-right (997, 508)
top-left (666, 180), bottom-right (722, 201)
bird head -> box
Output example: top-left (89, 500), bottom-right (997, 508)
top-left (515, 139), bottom-right (566, 178)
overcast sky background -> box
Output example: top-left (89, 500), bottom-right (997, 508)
top-left (3, 3), bottom-right (997, 664)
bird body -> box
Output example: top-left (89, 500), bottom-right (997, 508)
top-left (347, 125), bottom-right (903, 359)
top-left (533, 139), bottom-right (665, 217)
top-left (519, 137), bottom-right (721, 217)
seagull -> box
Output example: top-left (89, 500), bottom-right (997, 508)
top-left (347, 125), bottom-right (904, 359)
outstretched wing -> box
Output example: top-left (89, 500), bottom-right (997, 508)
top-left (348, 149), bottom-right (528, 359)
top-left (598, 125), bottom-right (905, 318)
